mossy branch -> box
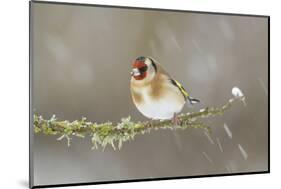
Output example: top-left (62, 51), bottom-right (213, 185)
top-left (33, 87), bottom-right (246, 150)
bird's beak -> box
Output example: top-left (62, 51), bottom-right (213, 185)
top-left (131, 68), bottom-right (141, 77)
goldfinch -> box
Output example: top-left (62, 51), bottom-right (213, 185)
top-left (130, 56), bottom-right (200, 122)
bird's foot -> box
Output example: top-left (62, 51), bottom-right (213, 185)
top-left (146, 119), bottom-right (155, 127)
top-left (172, 113), bottom-right (182, 126)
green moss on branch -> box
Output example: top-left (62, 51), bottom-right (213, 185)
top-left (33, 88), bottom-right (245, 150)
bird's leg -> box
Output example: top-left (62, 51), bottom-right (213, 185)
top-left (172, 113), bottom-right (181, 126)
top-left (146, 118), bottom-right (155, 127)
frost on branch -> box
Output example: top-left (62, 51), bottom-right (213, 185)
top-left (33, 87), bottom-right (246, 150)
top-left (232, 86), bottom-right (246, 106)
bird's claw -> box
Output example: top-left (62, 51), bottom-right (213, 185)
top-left (172, 113), bottom-right (182, 126)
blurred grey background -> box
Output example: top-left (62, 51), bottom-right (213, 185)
top-left (31, 2), bottom-right (268, 186)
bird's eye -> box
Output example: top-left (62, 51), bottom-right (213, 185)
top-left (138, 65), bottom-right (148, 73)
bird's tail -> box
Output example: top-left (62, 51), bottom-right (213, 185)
top-left (187, 96), bottom-right (200, 105)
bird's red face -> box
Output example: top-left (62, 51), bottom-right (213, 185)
top-left (131, 57), bottom-right (148, 80)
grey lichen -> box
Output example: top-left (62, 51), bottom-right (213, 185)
top-left (33, 88), bottom-right (246, 150)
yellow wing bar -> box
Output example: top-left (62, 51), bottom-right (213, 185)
top-left (170, 79), bottom-right (189, 99)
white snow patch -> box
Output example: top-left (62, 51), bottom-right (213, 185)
top-left (216, 137), bottom-right (224, 152)
top-left (223, 123), bottom-right (233, 139)
top-left (238, 144), bottom-right (248, 160)
top-left (204, 131), bottom-right (215, 144)
top-left (232, 87), bottom-right (244, 98)
top-left (202, 152), bottom-right (213, 163)
top-left (232, 87), bottom-right (246, 106)
top-left (258, 78), bottom-right (268, 96)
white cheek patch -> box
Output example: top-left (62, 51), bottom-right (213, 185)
top-left (132, 68), bottom-right (140, 76)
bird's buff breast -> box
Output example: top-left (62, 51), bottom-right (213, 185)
top-left (132, 85), bottom-right (185, 120)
